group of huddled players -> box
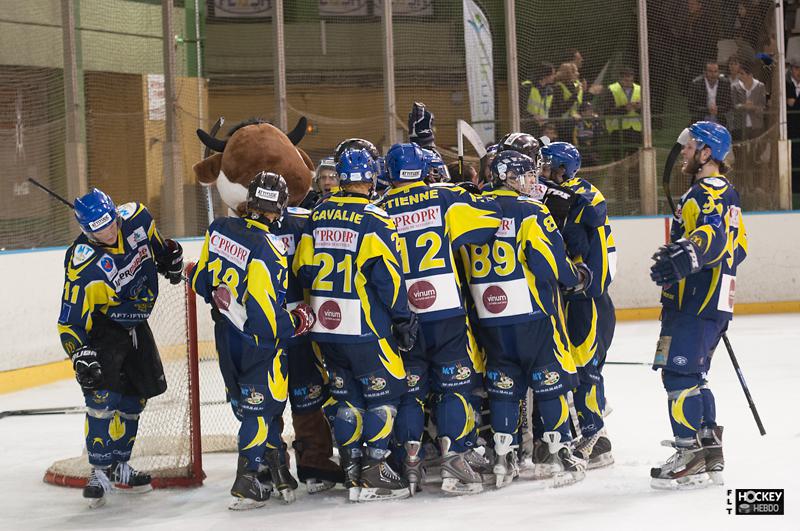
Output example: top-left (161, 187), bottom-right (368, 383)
top-left (58, 99), bottom-right (745, 509)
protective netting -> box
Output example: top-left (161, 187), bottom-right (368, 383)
top-left (0, 1), bottom-right (789, 249)
top-left (646, 0), bottom-right (781, 213)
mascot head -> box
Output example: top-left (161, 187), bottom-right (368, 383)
top-left (192, 117), bottom-right (314, 216)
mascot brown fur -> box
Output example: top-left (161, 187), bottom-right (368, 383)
top-left (192, 116), bottom-right (343, 488)
top-left (193, 118), bottom-right (314, 214)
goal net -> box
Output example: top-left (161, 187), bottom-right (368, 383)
top-left (43, 263), bottom-right (292, 488)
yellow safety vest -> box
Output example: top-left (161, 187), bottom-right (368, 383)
top-left (556, 81), bottom-right (583, 117)
top-left (525, 83), bottom-right (553, 119)
top-left (605, 82), bottom-right (642, 132)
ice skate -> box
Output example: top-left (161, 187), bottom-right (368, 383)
top-left (358, 449), bottom-right (410, 502)
top-left (492, 433), bottom-right (519, 489)
top-left (339, 447), bottom-right (363, 503)
top-left (262, 447), bottom-right (298, 504)
top-left (403, 441), bottom-right (424, 495)
top-left (229, 457), bottom-right (271, 511)
top-left (438, 437), bottom-right (483, 495)
top-left (465, 446), bottom-right (496, 485)
top-left (533, 432), bottom-right (586, 488)
top-left (701, 426), bottom-right (724, 485)
top-left (83, 466), bottom-right (112, 509)
top-left (575, 430), bottom-right (615, 470)
top-left (650, 437), bottom-right (710, 490)
top-left (110, 461), bottom-right (152, 493)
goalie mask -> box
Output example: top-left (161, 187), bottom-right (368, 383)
top-left (246, 171), bottom-right (289, 220)
top-left (490, 150), bottom-right (537, 194)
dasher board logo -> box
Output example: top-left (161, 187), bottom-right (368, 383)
top-left (727, 489), bottom-right (784, 515)
top-left (210, 231), bottom-right (250, 270)
top-left (391, 206), bottom-right (442, 234)
top-left (313, 227), bottom-right (359, 252)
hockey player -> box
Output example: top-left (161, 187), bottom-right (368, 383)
top-left (464, 151), bottom-right (591, 488)
top-left (293, 148), bottom-right (418, 502)
top-left (58, 189), bottom-right (184, 507)
top-left (539, 142), bottom-right (617, 469)
top-left (192, 172), bottom-right (316, 510)
top-left (270, 203), bottom-right (344, 493)
top-left (649, 121), bottom-right (747, 489)
top-left (313, 157), bottom-right (339, 196)
top-left (379, 142), bottom-right (502, 495)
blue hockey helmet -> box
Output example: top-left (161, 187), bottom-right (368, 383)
top-left (74, 188), bottom-right (117, 234)
top-left (540, 142), bottom-right (581, 181)
top-left (688, 121), bottom-right (731, 162)
top-left (490, 150), bottom-right (537, 193)
top-left (423, 148), bottom-right (450, 183)
top-left (386, 142), bottom-right (428, 182)
top-left (336, 148), bottom-right (379, 185)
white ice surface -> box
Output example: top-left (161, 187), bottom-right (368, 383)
top-left (0, 315), bottom-right (798, 530)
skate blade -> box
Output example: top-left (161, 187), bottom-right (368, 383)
top-left (305, 479), bottom-right (336, 494)
top-left (552, 469), bottom-right (585, 488)
top-left (357, 487), bottom-right (411, 502)
top-left (275, 487), bottom-right (296, 504)
top-left (587, 453), bottom-right (615, 470)
top-left (650, 472), bottom-right (711, 491)
top-left (113, 483), bottom-right (153, 494)
top-left (707, 471), bottom-right (724, 486)
top-left (531, 463), bottom-right (558, 480)
top-left (228, 497), bottom-right (267, 511)
top-left (347, 487), bottom-right (362, 503)
top-left (441, 478), bottom-right (483, 495)
top-left (494, 472), bottom-right (514, 489)
top-left (86, 497), bottom-right (107, 509)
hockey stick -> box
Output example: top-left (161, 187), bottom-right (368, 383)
top-left (27, 178), bottom-right (74, 209)
top-left (0, 406), bottom-right (85, 419)
top-left (662, 132), bottom-right (766, 436)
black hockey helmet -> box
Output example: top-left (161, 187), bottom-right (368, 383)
top-left (334, 138), bottom-right (380, 163)
top-left (246, 171), bottom-right (289, 219)
top-left (498, 132), bottom-right (541, 161)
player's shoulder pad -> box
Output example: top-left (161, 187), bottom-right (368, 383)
top-left (364, 203), bottom-right (390, 218)
top-left (117, 202), bottom-right (145, 221)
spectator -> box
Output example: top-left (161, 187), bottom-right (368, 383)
top-left (688, 60), bottom-right (732, 127)
top-left (521, 62), bottom-right (555, 135)
top-left (565, 48), bottom-right (604, 96)
top-left (551, 62), bottom-right (583, 145)
top-left (731, 60), bottom-right (766, 141)
top-left (726, 55), bottom-right (742, 85)
top-left (602, 66), bottom-right (642, 159)
top-left (786, 57), bottom-right (800, 204)
top-left (541, 122), bottom-right (558, 142)
top-left (679, 0), bottom-right (719, 88)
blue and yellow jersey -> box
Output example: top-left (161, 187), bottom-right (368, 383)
top-left (57, 203), bottom-right (170, 356)
top-left (661, 175), bottom-right (747, 320)
top-left (271, 207), bottom-right (311, 308)
top-left (292, 194), bottom-right (412, 344)
top-left (192, 216), bottom-right (297, 346)
top-left (378, 181), bottom-right (501, 322)
top-left (463, 190), bottom-right (582, 326)
top-left (561, 177), bottom-right (617, 299)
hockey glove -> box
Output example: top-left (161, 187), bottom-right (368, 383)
top-left (408, 102), bottom-right (435, 148)
top-left (157, 239), bottom-right (184, 285)
top-left (562, 262), bottom-right (593, 297)
top-left (72, 346), bottom-right (103, 391)
top-left (541, 182), bottom-right (577, 231)
top-left (458, 181), bottom-right (482, 196)
top-left (650, 238), bottom-right (704, 287)
top-left (393, 312), bottom-right (419, 352)
top-left (291, 303), bottom-right (316, 337)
